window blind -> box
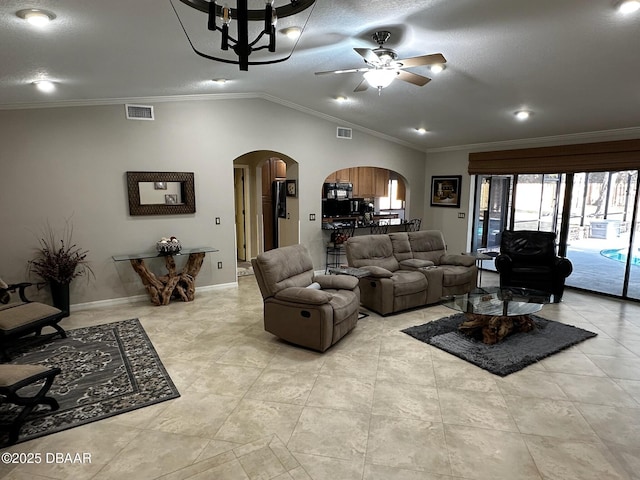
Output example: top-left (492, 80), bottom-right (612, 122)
top-left (468, 139), bottom-right (640, 175)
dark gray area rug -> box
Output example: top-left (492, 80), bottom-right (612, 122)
top-left (1, 318), bottom-right (179, 445)
top-left (402, 313), bottom-right (597, 376)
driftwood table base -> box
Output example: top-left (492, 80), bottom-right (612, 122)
top-left (458, 313), bottom-right (535, 345)
top-left (129, 253), bottom-right (206, 306)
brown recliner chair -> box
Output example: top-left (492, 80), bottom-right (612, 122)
top-left (251, 244), bottom-right (360, 352)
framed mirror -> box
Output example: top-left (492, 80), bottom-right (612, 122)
top-left (126, 171), bottom-right (196, 215)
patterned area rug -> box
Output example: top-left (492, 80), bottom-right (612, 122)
top-left (402, 313), bottom-right (597, 376)
top-left (1, 319), bottom-right (179, 445)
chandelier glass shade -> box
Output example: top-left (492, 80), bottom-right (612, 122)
top-left (172, 0), bottom-right (316, 71)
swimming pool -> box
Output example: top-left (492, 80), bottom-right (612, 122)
top-left (601, 248), bottom-right (640, 266)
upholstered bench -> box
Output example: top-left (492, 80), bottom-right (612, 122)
top-left (0, 364), bottom-right (61, 445)
top-left (0, 282), bottom-right (67, 361)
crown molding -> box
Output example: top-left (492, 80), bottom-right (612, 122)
top-left (0, 92), bottom-right (425, 152)
top-left (5, 92), bottom-right (636, 155)
top-left (257, 93), bottom-right (423, 152)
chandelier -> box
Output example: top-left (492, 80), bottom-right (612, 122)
top-left (171, 0), bottom-right (316, 71)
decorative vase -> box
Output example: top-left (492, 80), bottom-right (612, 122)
top-left (50, 281), bottom-right (70, 318)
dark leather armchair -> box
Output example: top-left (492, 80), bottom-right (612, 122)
top-left (495, 230), bottom-right (573, 302)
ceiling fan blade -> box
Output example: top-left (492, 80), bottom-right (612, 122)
top-left (398, 53), bottom-right (446, 68)
top-left (354, 78), bottom-right (369, 92)
top-left (354, 47), bottom-right (381, 65)
top-left (315, 67), bottom-right (370, 76)
top-left (397, 70), bottom-right (431, 87)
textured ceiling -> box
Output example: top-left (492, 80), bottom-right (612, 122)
top-left (1, 0), bottom-right (639, 151)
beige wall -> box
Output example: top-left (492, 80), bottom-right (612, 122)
top-left (0, 97), bottom-right (426, 306)
top-left (422, 150), bottom-right (472, 255)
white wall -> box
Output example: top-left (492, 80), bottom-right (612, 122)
top-left (0, 97), bottom-right (426, 305)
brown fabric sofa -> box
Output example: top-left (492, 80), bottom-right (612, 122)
top-left (252, 244), bottom-right (360, 352)
top-left (345, 230), bottom-right (477, 315)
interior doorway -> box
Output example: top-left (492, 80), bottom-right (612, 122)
top-left (234, 166), bottom-right (248, 262)
top-left (232, 151), bottom-right (299, 276)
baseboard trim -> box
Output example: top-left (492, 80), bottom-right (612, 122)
top-left (70, 282), bottom-right (239, 312)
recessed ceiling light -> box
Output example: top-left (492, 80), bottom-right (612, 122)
top-left (428, 64), bottom-right (445, 74)
top-left (33, 80), bottom-right (55, 93)
top-left (335, 96), bottom-right (348, 103)
top-left (619, 0), bottom-right (640, 14)
top-left (16, 9), bottom-right (56, 26)
top-left (515, 110), bottom-right (531, 120)
top-left (281, 27), bottom-right (302, 39)
top-left (212, 78), bottom-right (227, 84)
top-left (416, 128), bottom-right (428, 134)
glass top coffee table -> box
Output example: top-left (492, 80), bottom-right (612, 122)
top-left (442, 286), bottom-right (554, 317)
top-left (442, 287), bottom-right (554, 344)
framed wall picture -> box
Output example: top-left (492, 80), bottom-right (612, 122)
top-left (431, 175), bottom-right (462, 208)
top-left (286, 179), bottom-right (297, 197)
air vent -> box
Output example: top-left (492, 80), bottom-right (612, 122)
top-left (125, 104), bottom-right (154, 120)
top-left (336, 127), bottom-right (352, 139)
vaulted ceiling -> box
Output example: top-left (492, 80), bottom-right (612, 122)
top-left (2, 0), bottom-right (639, 151)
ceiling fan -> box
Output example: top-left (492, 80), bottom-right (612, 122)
top-left (315, 31), bottom-right (446, 95)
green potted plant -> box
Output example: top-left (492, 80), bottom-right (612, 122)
top-left (28, 220), bottom-right (95, 317)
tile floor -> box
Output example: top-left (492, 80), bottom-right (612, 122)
top-left (1, 272), bottom-right (640, 480)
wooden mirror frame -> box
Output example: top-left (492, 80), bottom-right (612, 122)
top-left (126, 171), bottom-right (196, 216)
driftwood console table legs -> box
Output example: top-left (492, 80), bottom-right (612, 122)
top-left (112, 247), bottom-right (218, 306)
top-left (130, 252), bottom-right (205, 306)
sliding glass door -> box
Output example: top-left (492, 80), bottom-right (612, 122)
top-left (473, 170), bottom-right (640, 299)
top-left (472, 176), bottom-right (511, 254)
top-left (626, 181), bottom-right (640, 299)
top-left (564, 172), bottom-right (637, 296)
top-left (512, 174), bottom-right (564, 232)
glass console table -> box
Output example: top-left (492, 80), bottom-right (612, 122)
top-left (113, 247), bottom-right (218, 306)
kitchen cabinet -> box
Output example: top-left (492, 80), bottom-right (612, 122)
top-left (396, 177), bottom-right (406, 201)
top-left (374, 168), bottom-right (389, 197)
top-left (354, 167), bottom-right (389, 198)
top-left (355, 167), bottom-right (374, 197)
top-left (326, 168), bottom-right (351, 183)
top-left (275, 158), bottom-right (287, 179)
top-left (325, 167), bottom-right (389, 198)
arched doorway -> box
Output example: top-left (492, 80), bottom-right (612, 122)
top-left (321, 167), bottom-right (412, 222)
top-left (233, 151), bottom-right (299, 270)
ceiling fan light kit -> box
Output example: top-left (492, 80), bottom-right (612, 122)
top-left (363, 69), bottom-right (398, 93)
top-left (172, 0), bottom-right (316, 71)
top-left (315, 30), bottom-right (446, 95)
